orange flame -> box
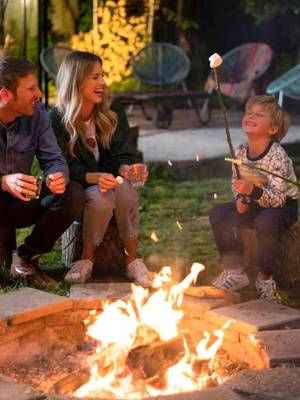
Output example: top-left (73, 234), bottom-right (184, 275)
top-left (76, 264), bottom-right (226, 398)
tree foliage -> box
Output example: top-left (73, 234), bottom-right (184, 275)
top-left (244, 0), bottom-right (300, 24)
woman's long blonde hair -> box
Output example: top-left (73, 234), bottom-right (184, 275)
top-left (56, 51), bottom-right (118, 156)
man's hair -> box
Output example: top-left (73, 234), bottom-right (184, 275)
top-left (0, 57), bottom-right (35, 94)
top-left (245, 95), bottom-right (290, 142)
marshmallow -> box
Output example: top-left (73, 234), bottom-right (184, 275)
top-left (209, 53), bottom-right (223, 68)
top-left (116, 176), bottom-right (124, 184)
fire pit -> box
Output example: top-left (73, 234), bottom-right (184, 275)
top-left (1, 266), bottom-right (300, 399)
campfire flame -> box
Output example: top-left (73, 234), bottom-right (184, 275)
top-left (76, 263), bottom-right (225, 398)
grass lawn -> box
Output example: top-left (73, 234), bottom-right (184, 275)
top-left (1, 142), bottom-right (300, 305)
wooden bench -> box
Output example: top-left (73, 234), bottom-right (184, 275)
top-left (115, 91), bottom-right (212, 129)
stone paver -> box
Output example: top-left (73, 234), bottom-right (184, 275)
top-left (204, 300), bottom-right (300, 335)
top-left (225, 367), bottom-right (300, 400)
top-left (0, 288), bottom-right (72, 325)
top-left (70, 282), bottom-right (132, 300)
top-left (254, 329), bottom-right (300, 367)
top-left (182, 295), bottom-right (232, 318)
top-left (143, 384), bottom-right (244, 400)
top-left (0, 374), bottom-right (41, 400)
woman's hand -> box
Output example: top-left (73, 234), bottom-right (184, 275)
top-left (233, 179), bottom-right (254, 195)
top-left (97, 173), bottom-right (119, 192)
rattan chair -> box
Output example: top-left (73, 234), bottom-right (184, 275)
top-left (40, 45), bottom-right (72, 79)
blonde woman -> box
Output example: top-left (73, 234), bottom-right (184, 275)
top-left (49, 51), bottom-right (151, 287)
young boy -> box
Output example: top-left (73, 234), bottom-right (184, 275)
top-left (210, 95), bottom-right (298, 300)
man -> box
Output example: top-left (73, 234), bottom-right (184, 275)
top-left (0, 57), bottom-right (85, 288)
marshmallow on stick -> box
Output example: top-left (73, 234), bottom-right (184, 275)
top-left (225, 158), bottom-right (299, 187)
top-left (209, 53), bottom-right (223, 68)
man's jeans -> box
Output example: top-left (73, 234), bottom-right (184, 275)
top-left (209, 200), bottom-right (298, 276)
top-left (0, 181), bottom-right (85, 256)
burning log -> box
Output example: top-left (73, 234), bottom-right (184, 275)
top-left (51, 366), bottom-right (90, 395)
top-left (126, 334), bottom-right (196, 380)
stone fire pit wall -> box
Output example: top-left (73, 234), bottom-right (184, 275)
top-left (2, 286), bottom-right (300, 400)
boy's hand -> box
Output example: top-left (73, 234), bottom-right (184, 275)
top-left (236, 197), bottom-right (249, 214)
top-left (233, 179), bottom-right (254, 195)
top-left (46, 172), bottom-right (66, 194)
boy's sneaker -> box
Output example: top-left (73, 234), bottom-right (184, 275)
top-left (212, 269), bottom-right (249, 292)
top-left (126, 259), bottom-right (153, 288)
top-left (255, 276), bottom-right (281, 302)
top-left (64, 259), bottom-right (93, 284)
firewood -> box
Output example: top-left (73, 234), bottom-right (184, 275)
top-left (52, 366), bottom-right (90, 395)
top-left (126, 334), bottom-right (195, 380)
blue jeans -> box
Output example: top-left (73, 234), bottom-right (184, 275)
top-left (209, 200), bottom-right (298, 276)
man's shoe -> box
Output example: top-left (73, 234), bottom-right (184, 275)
top-left (11, 251), bottom-right (59, 290)
top-left (64, 259), bottom-right (93, 284)
top-left (126, 259), bottom-right (153, 288)
top-left (255, 276), bottom-right (281, 302)
top-left (212, 269), bottom-right (249, 292)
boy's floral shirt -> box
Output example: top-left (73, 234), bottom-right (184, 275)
top-left (232, 141), bottom-right (298, 208)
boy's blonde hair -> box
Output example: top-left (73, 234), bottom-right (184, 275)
top-left (245, 95), bottom-right (290, 142)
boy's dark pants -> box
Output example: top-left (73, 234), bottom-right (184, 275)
top-left (0, 181), bottom-right (85, 257)
top-left (209, 200), bottom-right (298, 276)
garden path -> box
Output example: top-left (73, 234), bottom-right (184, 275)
top-left (129, 108), bottom-right (300, 161)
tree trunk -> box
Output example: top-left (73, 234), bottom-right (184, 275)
top-left (242, 222), bottom-right (300, 289)
top-left (61, 217), bottom-right (127, 277)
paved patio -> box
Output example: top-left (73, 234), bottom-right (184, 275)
top-left (128, 107), bottom-right (300, 161)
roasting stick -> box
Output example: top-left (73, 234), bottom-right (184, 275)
top-left (209, 53), bottom-right (242, 180)
top-left (225, 157), bottom-right (300, 188)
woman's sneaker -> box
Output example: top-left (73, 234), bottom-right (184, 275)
top-left (212, 269), bottom-right (249, 292)
top-left (255, 276), bottom-right (281, 302)
top-left (64, 259), bottom-right (93, 284)
top-left (126, 259), bottom-right (153, 288)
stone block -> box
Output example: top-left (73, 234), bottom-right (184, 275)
top-left (204, 300), bottom-right (300, 335)
top-left (0, 319), bottom-right (7, 335)
top-left (142, 384), bottom-right (244, 399)
top-left (70, 282), bottom-right (132, 301)
top-left (0, 339), bottom-right (19, 364)
top-left (0, 373), bottom-right (41, 400)
top-left (180, 316), bottom-right (239, 343)
top-left (44, 309), bottom-right (91, 326)
top-left (225, 367), bottom-right (300, 399)
top-left (0, 288), bottom-right (72, 325)
top-left (182, 296), bottom-right (231, 319)
top-left (254, 329), bottom-right (300, 367)
top-left (221, 339), bottom-right (266, 369)
top-left (0, 318), bottom-right (44, 345)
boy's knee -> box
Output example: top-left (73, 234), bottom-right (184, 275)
top-left (209, 204), bottom-right (224, 225)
